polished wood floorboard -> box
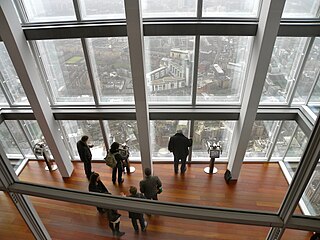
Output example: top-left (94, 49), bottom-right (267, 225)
top-left (0, 161), bottom-right (313, 240)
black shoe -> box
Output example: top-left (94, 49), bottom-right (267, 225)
top-left (181, 167), bottom-right (187, 174)
top-left (115, 231), bottom-right (125, 237)
top-left (112, 181), bottom-right (116, 184)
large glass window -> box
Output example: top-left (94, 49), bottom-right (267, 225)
top-left (20, 0), bottom-right (76, 23)
top-left (78, 0), bottom-right (125, 20)
top-left (0, 122), bottom-right (23, 159)
top-left (284, 126), bottom-right (308, 161)
top-left (141, 0), bottom-right (197, 18)
top-left (60, 120), bottom-right (105, 159)
top-left (282, 0), bottom-right (320, 18)
top-left (260, 37), bottom-right (308, 104)
top-left (36, 39), bottom-right (93, 104)
top-left (87, 38), bottom-right (134, 104)
top-left (0, 43), bottom-right (29, 105)
top-left (145, 36), bottom-right (195, 104)
top-left (245, 121), bottom-right (277, 159)
top-left (293, 38), bottom-right (320, 105)
top-left (202, 0), bottom-right (261, 18)
top-left (0, 87), bottom-right (8, 106)
top-left (193, 121), bottom-right (235, 159)
top-left (151, 120), bottom-right (190, 159)
top-left (308, 72), bottom-right (320, 116)
top-left (104, 120), bottom-right (140, 159)
top-left (197, 36), bottom-right (252, 104)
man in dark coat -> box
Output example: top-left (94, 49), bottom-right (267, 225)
top-left (77, 135), bottom-right (93, 180)
top-left (140, 168), bottom-right (162, 200)
top-left (168, 130), bottom-right (192, 174)
top-left (128, 186), bottom-right (147, 233)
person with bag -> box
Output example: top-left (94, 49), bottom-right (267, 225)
top-left (107, 208), bottom-right (125, 237)
top-left (127, 186), bottom-right (148, 233)
top-left (140, 168), bottom-right (162, 200)
top-left (109, 142), bottom-right (126, 184)
top-left (77, 135), bottom-right (94, 180)
top-left (88, 172), bottom-right (109, 213)
top-left (168, 129), bottom-right (192, 174)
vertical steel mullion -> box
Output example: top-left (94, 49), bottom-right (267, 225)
top-left (191, 35), bottom-right (200, 105)
top-left (197, 0), bottom-right (203, 18)
top-left (72, 0), bottom-right (82, 21)
top-left (287, 37), bottom-right (315, 105)
top-left (12, 0), bottom-right (28, 24)
top-left (282, 124), bottom-right (298, 161)
top-left (187, 120), bottom-right (195, 162)
top-left (306, 67), bottom-right (320, 105)
top-left (99, 120), bottom-right (109, 154)
top-left (266, 120), bottom-right (282, 161)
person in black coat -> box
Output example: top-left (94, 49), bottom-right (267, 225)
top-left (168, 130), bottom-right (192, 174)
top-left (140, 168), bottom-right (162, 200)
top-left (77, 135), bottom-right (93, 180)
top-left (127, 186), bottom-right (147, 233)
top-left (88, 172), bottom-right (109, 213)
top-left (110, 142), bottom-right (126, 184)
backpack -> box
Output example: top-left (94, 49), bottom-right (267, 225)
top-left (104, 152), bottom-right (117, 168)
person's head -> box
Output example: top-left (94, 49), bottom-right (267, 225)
top-left (89, 172), bottom-right (100, 184)
top-left (129, 186), bottom-right (137, 195)
top-left (144, 167), bottom-right (151, 177)
top-left (81, 135), bottom-right (89, 143)
top-left (177, 129), bottom-right (183, 134)
top-left (110, 142), bottom-right (120, 151)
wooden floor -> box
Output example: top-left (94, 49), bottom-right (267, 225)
top-left (0, 161), bottom-right (313, 240)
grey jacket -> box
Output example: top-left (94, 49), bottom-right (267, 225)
top-left (139, 175), bottom-right (162, 199)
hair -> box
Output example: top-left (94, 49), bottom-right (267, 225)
top-left (89, 172), bottom-right (99, 185)
top-left (81, 135), bottom-right (89, 142)
top-left (110, 142), bottom-right (120, 154)
top-left (144, 167), bottom-right (151, 176)
top-left (176, 129), bottom-right (183, 134)
top-left (129, 186), bottom-right (137, 195)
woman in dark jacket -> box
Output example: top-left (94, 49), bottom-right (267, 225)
top-left (88, 172), bottom-right (109, 213)
top-left (110, 142), bottom-right (125, 184)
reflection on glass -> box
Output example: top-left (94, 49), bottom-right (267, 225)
top-left (285, 126), bottom-right (308, 160)
top-left (79, 0), bottom-right (125, 20)
top-left (197, 36), bottom-right (252, 104)
top-left (300, 162), bottom-right (320, 216)
top-left (141, 0), bottom-right (197, 18)
top-left (193, 121), bottom-right (235, 159)
top-left (0, 43), bottom-right (29, 105)
top-left (293, 38), bottom-right (320, 105)
top-left (151, 120), bottom-right (189, 159)
top-left (36, 39), bottom-right (93, 104)
top-left (5, 121), bottom-right (35, 158)
top-left (282, 0), bottom-right (320, 18)
top-left (87, 38), bottom-right (134, 103)
top-left (308, 68), bottom-right (320, 116)
top-left (202, 0), bottom-right (261, 18)
top-left (260, 37), bottom-right (308, 103)
top-left (20, 0), bottom-right (76, 22)
top-left (0, 86), bottom-right (8, 106)
top-left (145, 36), bottom-right (195, 103)
top-left (104, 120), bottom-right (140, 158)
top-left (60, 120), bottom-right (105, 159)
top-left (272, 121), bottom-right (297, 158)
top-left (0, 123), bottom-right (22, 158)
top-left (245, 121), bottom-right (276, 158)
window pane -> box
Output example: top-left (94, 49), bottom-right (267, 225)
top-left (0, 43), bottom-right (29, 105)
top-left (0, 123), bottom-right (22, 158)
top-left (293, 38), bottom-right (320, 105)
top-left (308, 73), bottom-right (320, 116)
top-left (197, 36), bottom-right (252, 104)
top-left (285, 126), bottom-right (308, 160)
top-left (151, 120), bottom-right (189, 159)
top-left (104, 120), bottom-right (140, 158)
top-left (20, 0), bottom-right (76, 23)
top-left (60, 120), bottom-right (105, 159)
top-left (0, 86), bottom-right (8, 106)
top-left (145, 36), bottom-right (195, 104)
top-left (245, 121), bottom-right (276, 159)
top-left (271, 121), bottom-right (297, 158)
top-left (141, 0), bottom-right (197, 18)
top-left (260, 37), bottom-right (308, 104)
top-left (36, 39), bottom-right (94, 104)
top-left (202, 0), bottom-right (261, 18)
top-left (79, 0), bottom-right (125, 20)
top-left (87, 38), bottom-right (134, 104)
top-left (282, 0), bottom-right (320, 18)
top-left (21, 120), bottom-right (45, 149)
top-left (5, 121), bottom-right (35, 158)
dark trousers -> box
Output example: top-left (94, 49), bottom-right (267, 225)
top-left (112, 164), bottom-right (123, 183)
top-left (109, 221), bottom-right (120, 234)
top-left (131, 216), bottom-right (146, 231)
top-left (173, 155), bottom-right (187, 173)
top-left (83, 161), bottom-right (92, 179)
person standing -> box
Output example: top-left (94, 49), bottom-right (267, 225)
top-left (140, 168), bottom-right (162, 200)
top-left (77, 135), bottom-right (93, 180)
top-left (88, 172), bottom-right (109, 213)
top-left (110, 142), bottom-right (125, 184)
top-left (127, 186), bottom-right (148, 233)
top-left (168, 130), bottom-right (192, 174)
